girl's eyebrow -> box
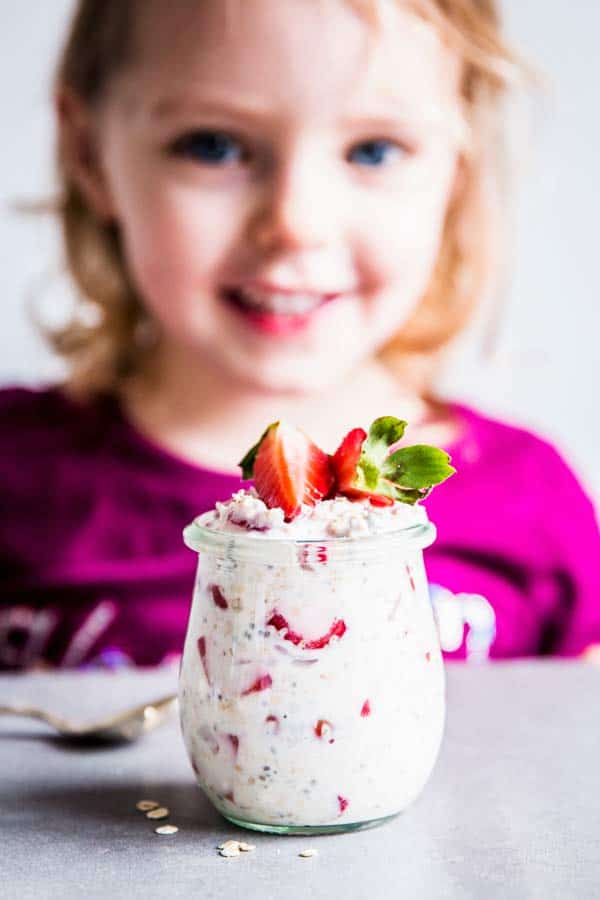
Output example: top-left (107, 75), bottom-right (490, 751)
top-left (148, 95), bottom-right (272, 123)
top-left (147, 93), bottom-right (465, 139)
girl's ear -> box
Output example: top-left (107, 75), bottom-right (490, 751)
top-left (56, 86), bottom-right (116, 221)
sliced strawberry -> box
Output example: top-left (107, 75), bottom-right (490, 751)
top-left (298, 544), bottom-right (328, 570)
top-left (251, 422), bottom-right (334, 521)
top-left (197, 636), bottom-right (210, 682)
top-left (265, 714), bottom-right (280, 734)
top-left (343, 487), bottom-right (394, 507)
top-left (330, 428), bottom-right (367, 492)
top-left (314, 719), bottom-right (333, 739)
top-left (338, 795), bottom-right (349, 813)
top-left (267, 611), bottom-right (347, 650)
top-left (267, 612), bottom-right (303, 645)
top-left (304, 619), bottom-right (346, 649)
top-left (243, 414), bottom-right (456, 513)
top-left (210, 584), bottom-right (228, 609)
top-left (241, 673), bottom-right (273, 696)
top-left (360, 699), bottom-right (371, 717)
top-left (331, 429), bottom-right (396, 506)
top-left (365, 492), bottom-right (395, 507)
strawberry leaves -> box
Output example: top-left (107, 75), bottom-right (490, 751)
top-left (362, 416), bottom-right (408, 467)
top-left (382, 445), bottom-right (456, 489)
top-left (239, 425), bottom-right (271, 480)
top-left (333, 416), bottom-right (455, 506)
top-left (353, 418), bottom-right (407, 491)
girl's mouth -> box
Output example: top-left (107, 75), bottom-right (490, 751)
top-left (220, 286), bottom-right (345, 336)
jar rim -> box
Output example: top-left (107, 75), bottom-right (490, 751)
top-left (183, 514), bottom-right (436, 562)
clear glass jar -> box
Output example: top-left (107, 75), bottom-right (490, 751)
top-left (179, 515), bottom-right (444, 835)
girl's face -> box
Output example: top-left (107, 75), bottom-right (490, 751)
top-left (89, 0), bottom-right (465, 393)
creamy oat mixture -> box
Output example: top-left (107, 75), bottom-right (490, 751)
top-left (179, 497), bottom-right (444, 829)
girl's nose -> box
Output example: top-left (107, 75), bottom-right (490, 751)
top-left (248, 150), bottom-right (340, 254)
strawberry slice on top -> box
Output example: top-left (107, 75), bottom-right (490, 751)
top-left (239, 421), bottom-right (334, 521)
top-left (330, 416), bottom-right (456, 506)
top-left (330, 428), bottom-right (367, 494)
top-left (240, 416), bottom-right (455, 516)
top-left (330, 427), bottom-right (393, 506)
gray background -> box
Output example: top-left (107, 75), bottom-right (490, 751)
top-left (2, 1), bottom-right (599, 501)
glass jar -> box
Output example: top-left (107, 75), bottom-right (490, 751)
top-left (179, 514), bottom-right (444, 835)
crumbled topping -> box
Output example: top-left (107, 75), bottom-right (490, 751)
top-left (214, 488), bottom-right (286, 532)
top-left (198, 489), bottom-right (424, 540)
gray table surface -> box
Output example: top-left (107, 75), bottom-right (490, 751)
top-left (1, 662), bottom-right (599, 900)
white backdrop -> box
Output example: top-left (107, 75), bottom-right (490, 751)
top-left (2, 1), bottom-right (599, 501)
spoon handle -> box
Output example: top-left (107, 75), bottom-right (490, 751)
top-left (0, 705), bottom-right (68, 730)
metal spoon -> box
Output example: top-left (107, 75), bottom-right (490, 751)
top-left (0, 693), bottom-right (177, 743)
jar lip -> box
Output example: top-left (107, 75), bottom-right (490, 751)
top-left (183, 514), bottom-right (436, 559)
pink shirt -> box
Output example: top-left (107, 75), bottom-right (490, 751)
top-left (1, 386), bottom-right (598, 668)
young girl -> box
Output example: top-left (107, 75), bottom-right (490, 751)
top-left (1, 0), bottom-right (598, 668)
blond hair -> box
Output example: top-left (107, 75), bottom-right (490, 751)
top-left (50, 0), bottom-right (528, 397)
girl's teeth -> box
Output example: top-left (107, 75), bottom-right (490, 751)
top-left (237, 289), bottom-right (324, 316)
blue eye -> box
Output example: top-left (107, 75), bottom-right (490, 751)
top-left (348, 140), bottom-right (402, 167)
top-left (171, 130), bottom-right (244, 165)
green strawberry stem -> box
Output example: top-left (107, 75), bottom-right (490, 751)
top-left (355, 416), bottom-right (455, 505)
top-left (239, 423), bottom-right (274, 480)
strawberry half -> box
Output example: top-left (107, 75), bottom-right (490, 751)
top-left (332, 416), bottom-right (456, 506)
top-left (330, 428), bottom-right (366, 493)
top-left (330, 428), bottom-right (394, 506)
top-left (240, 422), bottom-right (333, 521)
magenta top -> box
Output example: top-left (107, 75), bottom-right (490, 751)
top-left (1, 386), bottom-right (598, 668)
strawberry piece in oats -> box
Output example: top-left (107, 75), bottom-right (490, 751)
top-left (314, 719), bottom-right (333, 739)
top-left (267, 611), bottom-right (346, 650)
top-left (197, 636), bottom-right (210, 681)
top-left (210, 584), bottom-right (229, 609)
top-left (242, 674), bottom-right (273, 696)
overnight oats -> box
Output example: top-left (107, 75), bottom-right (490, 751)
top-left (179, 416), bottom-right (455, 834)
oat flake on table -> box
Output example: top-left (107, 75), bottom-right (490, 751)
top-left (136, 800), bottom-right (160, 812)
top-left (155, 825), bottom-right (179, 835)
top-left (146, 806), bottom-right (170, 820)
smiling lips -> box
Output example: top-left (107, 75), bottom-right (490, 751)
top-left (221, 283), bottom-right (350, 335)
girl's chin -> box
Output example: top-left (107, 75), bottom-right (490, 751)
top-left (220, 348), bottom-right (352, 395)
